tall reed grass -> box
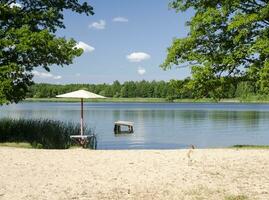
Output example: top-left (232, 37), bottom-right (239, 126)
top-left (0, 118), bottom-right (94, 149)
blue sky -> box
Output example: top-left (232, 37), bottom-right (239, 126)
top-left (33, 0), bottom-right (194, 84)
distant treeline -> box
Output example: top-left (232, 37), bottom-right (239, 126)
top-left (27, 80), bottom-right (183, 99)
top-left (26, 79), bottom-right (262, 100)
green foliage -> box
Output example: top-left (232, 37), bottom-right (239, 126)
top-left (235, 82), bottom-right (255, 99)
top-left (0, 0), bottom-right (94, 104)
top-left (258, 61), bottom-right (269, 94)
top-left (26, 80), bottom-right (195, 99)
top-left (0, 118), bottom-right (92, 149)
top-left (162, 0), bottom-right (269, 98)
top-left (25, 77), bottom-right (269, 101)
top-left (189, 65), bottom-right (220, 99)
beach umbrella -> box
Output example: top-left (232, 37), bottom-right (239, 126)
top-left (56, 90), bottom-right (106, 136)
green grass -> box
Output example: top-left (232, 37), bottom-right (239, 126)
top-left (238, 94), bottom-right (269, 103)
top-left (25, 97), bottom-right (168, 103)
top-left (0, 142), bottom-right (33, 148)
top-left (26, 97), bottom-right (240, 103)
top-left (25, 97), bottom-right (269, 103)
top-left (232, 145), bottom-right (269, 149)
top-left (173, 98), bottom-right (218, 103)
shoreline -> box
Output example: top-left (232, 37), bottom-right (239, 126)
top-left (1, 142), bottom-right (269, 150)
top-left (24, 97), bottom-right (269, 104)
top-left (1, 147), bottom-right (268, 199)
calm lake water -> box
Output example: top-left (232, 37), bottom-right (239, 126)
top-left (1, 102), bottom-right (269, 149)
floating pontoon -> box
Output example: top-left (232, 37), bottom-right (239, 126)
top-left (114, 121), bottom-right (134, 134)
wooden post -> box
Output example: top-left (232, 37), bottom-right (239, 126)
top-left (80, 98), bottom-right (84, 136)
top-left (114, 125), bottom-right (121, 133)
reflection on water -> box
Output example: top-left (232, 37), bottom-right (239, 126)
top-left (1, 102), bottom-right (269, 149)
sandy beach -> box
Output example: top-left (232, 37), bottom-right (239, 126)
top-left (0, 147), bottom-right (269, 200)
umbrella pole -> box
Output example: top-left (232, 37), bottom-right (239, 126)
top-left (80, 98), bottom-right (84, 136)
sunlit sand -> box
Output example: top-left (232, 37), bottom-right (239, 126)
top-left (1, 148), bottom-right (269, 199)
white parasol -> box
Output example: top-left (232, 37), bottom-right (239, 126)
top-left (56, 90), bottom-right (106, 135)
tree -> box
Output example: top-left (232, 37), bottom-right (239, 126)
top-left (235, 81), bottom-right (255, 99)
top-left (169, 78), bottom-right (192, 99)
top-left (161, 0), bottom-right (269, 98)
top-left (0, 0), bottom-right (94, 104)
top-left (120, 81), bottom-right (136, 98)
top-left (111, 80), bottom-right (121, 97)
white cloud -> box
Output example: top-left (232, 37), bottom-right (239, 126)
top-left (53, 75), bottom-right (62, 80)
top-left (126, 52), bottom-right (151, 62)
top-left (75, 41), bottom-right (95, 53)
top-left (33, 71), bottom-right (62, 80)
top-left (137, 67), bottom-right (146, 75)
top-left (113, 17), bottom-right (128, 22)
top-left (89, 20), bottom-right (106, 30)
top-left (10, 2), bottom-right (22, 8)
top-left (75, 73), bottom-right (81, 77)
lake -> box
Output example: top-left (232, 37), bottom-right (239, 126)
top-left (1, 102), bottom-right (269, 149)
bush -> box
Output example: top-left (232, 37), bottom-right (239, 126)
top-left (0, 118), bottom-right (93, 149)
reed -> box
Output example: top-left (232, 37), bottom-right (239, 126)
top-left (0, 118), bottom-right (94, 149)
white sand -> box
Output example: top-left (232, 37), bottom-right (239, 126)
top-left (0, 147), bottom-right (269, 200)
